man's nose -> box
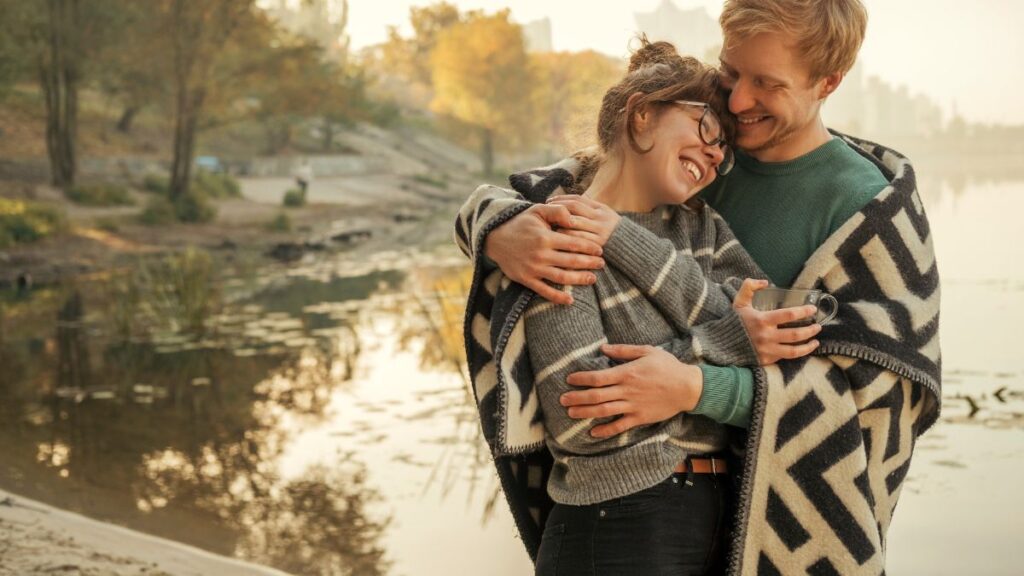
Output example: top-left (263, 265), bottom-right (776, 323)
top-left (729, 80), bottom-right (755, 114)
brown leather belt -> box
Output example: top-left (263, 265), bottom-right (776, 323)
top-left (673, 457), bottom-right (728, 475)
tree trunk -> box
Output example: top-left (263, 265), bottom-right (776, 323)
top-left (481, 126), bottom-right (494, 176)
top-left (40, 0), bottom-right (79, 189)
top-left (321, 116), bottom-right (334, 152)
top-left (116, 105), bottom-right (139, 133)
top-left (170, 90), bottom-right (202, 203)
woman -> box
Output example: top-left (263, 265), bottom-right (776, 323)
top-left (524, 39), bottom-right (817, 575)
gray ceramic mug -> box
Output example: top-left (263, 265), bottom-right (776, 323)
top-left (752, 287), bottom-right (839, 327)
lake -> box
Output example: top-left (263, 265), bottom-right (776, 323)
top-left (0, 168), bottom-right (1020, 575)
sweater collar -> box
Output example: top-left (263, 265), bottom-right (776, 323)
top-left (734, 137), bottom-right (845, 176)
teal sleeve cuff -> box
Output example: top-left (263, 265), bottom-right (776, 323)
top-left (692, 365), bottom-right (754, 429)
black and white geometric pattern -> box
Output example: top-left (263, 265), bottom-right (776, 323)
top-left (729, 133), bottom-right (941, 575)
top-left (454, 134), bottom-right (941, 573)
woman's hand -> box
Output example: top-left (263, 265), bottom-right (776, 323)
top-left (560, 344), bottom-right (703, 438)
top-left (732, 279), bottom-right (822, 365)
top-left (545, 194), bottom-right (621, 247)
top-left (484, 203), bottom-right (606, 305)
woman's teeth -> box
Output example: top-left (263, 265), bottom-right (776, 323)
top-left (681, 159), bottom-right (702, 181)
top-left (738, 116), bottom-right (767, 125)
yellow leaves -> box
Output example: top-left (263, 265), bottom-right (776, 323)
top-left (429, 10), bottom-right (536, 138)
top-left (0, 198), bottom-right (26, 216)
top-left (532, 51), bottom-right (625, 153)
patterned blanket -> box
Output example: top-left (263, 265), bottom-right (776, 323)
top-left (454, 133), bottom-right (941, 575)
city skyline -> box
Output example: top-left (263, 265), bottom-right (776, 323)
top-left (342, 0), bottom-right (1023, 126)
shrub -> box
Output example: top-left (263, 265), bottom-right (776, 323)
top-left (266, 211), bottom-right (292, 232)
top-left (141, 174), bottom-right (170, 195)
top-left (282, 188), bottom-right (306, 208)
top-left (65, 182), bottom-right (135, 206)
top-left (139, 196), bottom-right (176, 226)
top-left (193, 171), bottom-right (241, 199)
top-left (174, 187), bottom-right (217, 223)
top-left (0, 198), bottom-right (66, 247)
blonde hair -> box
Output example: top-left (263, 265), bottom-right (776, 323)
top-left (720, 0), bottom-right (868, 81)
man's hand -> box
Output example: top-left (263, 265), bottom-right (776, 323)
top-left (733, 279), bottom-right (821, 365)
top-left (560, 344), bottom-right (703, 438)
top-left (484, 203), bottom-right (606, 305)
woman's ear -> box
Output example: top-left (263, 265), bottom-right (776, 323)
top-left (626, 92), bottom-right (649, 131)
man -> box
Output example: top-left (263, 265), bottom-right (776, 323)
top-left (455, 1), bottom-right (940, 573)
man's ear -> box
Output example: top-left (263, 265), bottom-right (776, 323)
top-left (818, 72), bottom-right (844, 100)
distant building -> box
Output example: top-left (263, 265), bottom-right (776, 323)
top-left (522, 17), bottom-right (553, 53)
top-left (634, 0), bottom-right (721, 59)
top-left (824, 62), bottom-right (944, 139)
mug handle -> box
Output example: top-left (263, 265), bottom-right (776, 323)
top-left (817, 294), bottom-right (839, 325)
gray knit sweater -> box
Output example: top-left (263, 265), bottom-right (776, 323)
top-left (525, 201), bottom-right (764, 506)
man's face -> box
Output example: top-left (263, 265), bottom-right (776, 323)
top-left (718, 32), bottom-right (831, 162)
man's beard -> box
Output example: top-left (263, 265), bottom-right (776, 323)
top-left (742, 120), bottom-right (801, 155)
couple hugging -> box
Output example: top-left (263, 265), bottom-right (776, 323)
top-left (454, 0), bottom-right (941, 574)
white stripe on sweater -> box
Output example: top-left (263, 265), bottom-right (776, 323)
top-left (600, 287), bottom-right (641, 310)
top-left (687, 279), bottom-right (709, 326)
top-left (556, 417), bottom-right (595, 445)
top-left (535, 338), bottom-right (608, 382)
top-left (649, 253), bottom-right (676, 295)
top-left (714, 239), bottom-right (739, 260)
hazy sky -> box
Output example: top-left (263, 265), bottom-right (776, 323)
top-left (346, 0), bottom-right (1023, 125)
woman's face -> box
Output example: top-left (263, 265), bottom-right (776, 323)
top-left (632, 102), bottom-right (726, 205)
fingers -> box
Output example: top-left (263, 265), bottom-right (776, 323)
top-left (566, 364), bottom-right (626, 387)
top-left (523, 279), bottom-right (573, 305)
top-left (540, 266), bottom-right (597, 287)
top-left (590, 415), bottom-right (640, 438)
top-left (562, 229), bottom-right (605, 245)
top-left (761, 305), bottom-right (817, 327)
top-left (776, 339), bottom-right (821, 360)
top-left (600, 343), bottom-right (654, 362)
top-left (547, 194), bottom-right (608, 211)
top-left (532, 203), bottom-right (574, 229)
top-left (733, 278), bottom-right (769, 308)
top-left (546, 195), bottom-right (602, 219)
top-left (547, 250), bottom-right (605, 272)
top-left (566, 400), bottom-right (629, 419)
top-left (549, 230), bottom-right (604, 255)
top-left (758, 340), bottom-right (821, 365)
top-left (774, 323), bottom-right (822, 344)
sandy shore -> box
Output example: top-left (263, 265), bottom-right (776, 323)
top-left (0, 489), bottom-right (289, 576)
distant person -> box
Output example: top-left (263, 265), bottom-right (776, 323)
top-left (294, 160), bottom-right (313, 200)
top-left (455, 0), bottom-right (941, 574)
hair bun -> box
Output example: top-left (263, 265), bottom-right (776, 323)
top-left (628, 34), bottom-right (683, 73)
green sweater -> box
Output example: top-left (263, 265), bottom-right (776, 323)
top-left (693, 137), bottom-right (888, 427)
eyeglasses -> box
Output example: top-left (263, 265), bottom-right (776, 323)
top-left (669, 100), bottom-right (735, 175)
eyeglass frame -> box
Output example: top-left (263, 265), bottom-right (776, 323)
top-left (668, 100), bottom-right (735, 176)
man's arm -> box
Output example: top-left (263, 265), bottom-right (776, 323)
top-left (453, 185), bottom-right (604, 304)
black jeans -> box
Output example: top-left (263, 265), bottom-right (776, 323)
top-left (535, 473), bottom-right (729, 576)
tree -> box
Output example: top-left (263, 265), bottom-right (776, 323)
top-left (430, 10), bottom-right (539, 175)
top-left (377, 2), bottom-right (461, 109)
top-left (159, 0), bottom-right (259, 205)
top-left (532, 51), bottom-right (623, 155)
top-left (95, 3), bottom-right (170, 134)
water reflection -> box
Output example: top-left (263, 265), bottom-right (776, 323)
top-left (0, 249), bottom-right (400, 575)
